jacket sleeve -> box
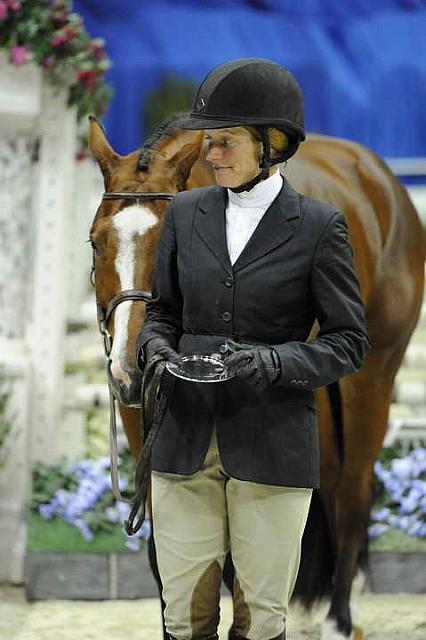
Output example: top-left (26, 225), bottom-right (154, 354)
top-left (273, 211), bottom-right (371, 389)
top-left (135, 197), bottom-right (183, 357)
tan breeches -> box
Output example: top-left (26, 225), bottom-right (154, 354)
top-left (151, 429), bottom-right (312, 640)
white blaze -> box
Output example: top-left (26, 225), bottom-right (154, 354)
top-left (110, 205), bottom-right (157, 383)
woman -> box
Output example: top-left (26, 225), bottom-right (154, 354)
top-left (136, 58), bottom-right (370, 640)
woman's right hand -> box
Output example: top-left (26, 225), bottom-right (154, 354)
top-left (141, 337), bottom-right (181, 366)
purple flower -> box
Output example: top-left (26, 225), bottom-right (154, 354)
top-left (412, 447), bottom-right (426, 462)
top-left (371, 507), bottom-right (390, 522)
top-left (115, 501), bottom-right (131, 518)
top-left (388, 514), bottom-right (404, 528)
top-left (399, 496), bottom-right (418, 515)
top-left (9, 45), bottom-right (28, 65)
top-left (105, 507), bottom-right (120, 523)
top-left (125, 538), bottom-right (141, 552)
top-left (137, 519), bottom-right (152, 540)
top-left (368, 523), bottom-right (389, 538)
top-left (74, 519), bottom-right (94, 541)
top-left (54, 489), bottom-right (71, 508)
top-left (39, 503), bottom-right (55, 519)
top-left (391, 457), bottom-right (413, 481)
top-left (409, 479), bottom-right (426, 492)
top-left (98, 456), bottom-right (110, 469)
top-left (374, 460), bottom-right (385, 478)
top-left (407, 521), bottom-right (426, 537)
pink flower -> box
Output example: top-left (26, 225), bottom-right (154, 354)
top-left (51, 32), bottom-right (67, 46)
top-left (0, 1), bottom-right (8, 19)
top-left (76, 69), bottom-right (98, 91)
top-left (51, 26), bottom-right (77, 47)
top-left (89, 39), bottom-right (105, 60)
top-left (41, 56), bottom-right (53, 69)
top-left (6, 0), bottom-right (22, 10)
top-left (9, 45), bottom-right (28, 65)
top-left (64, 26), bottom-right (77, 40)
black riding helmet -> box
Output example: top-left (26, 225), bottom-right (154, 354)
top-left (178, 58), bottom-right (306, 191)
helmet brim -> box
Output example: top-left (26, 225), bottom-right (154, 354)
top-left (176, 112), bottom-right (306, 140)
top-left (175, 114), bottom-right (245, 130)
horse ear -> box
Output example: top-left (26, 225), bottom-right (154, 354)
top-left (88, 116), bottom-right (121, 178)
top-left (169, 135), bottom-right (203, 187)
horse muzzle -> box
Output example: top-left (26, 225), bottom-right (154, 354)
top-left (107, 361), bottom-right (142, 407)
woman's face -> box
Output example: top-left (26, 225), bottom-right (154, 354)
top-left (204, 127), bottom-right (261, 188)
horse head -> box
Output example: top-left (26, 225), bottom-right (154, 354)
top-left (88, 115), bottom-right (204, 406)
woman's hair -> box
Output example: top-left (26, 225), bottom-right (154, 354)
top-left (245, 126), bottom-right (289, 158)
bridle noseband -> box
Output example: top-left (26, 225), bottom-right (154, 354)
top-left (93, 191), bottom-right (174, 357)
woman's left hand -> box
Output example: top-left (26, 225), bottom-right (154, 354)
top-left (223, 340), bottom-right (281, 390)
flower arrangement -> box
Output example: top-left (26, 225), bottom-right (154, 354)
top-left (370, 445), bottom-right (426, 540)
top-left (0, 0), bottom-right (112, 120)
top-left (32, 451), bottom-right (150, 551)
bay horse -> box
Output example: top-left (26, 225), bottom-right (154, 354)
top-left (88, 114), bottom-right (424, 640)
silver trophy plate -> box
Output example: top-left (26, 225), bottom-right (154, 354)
top-left (166, 354), bottom-right (234, 383)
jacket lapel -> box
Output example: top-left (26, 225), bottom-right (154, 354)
top-left (194, 186), bottom-right (233, 275)
top-left (232, 178), bottom-right (301, 272)
top-left (193, 178), bottom-right (301, 275)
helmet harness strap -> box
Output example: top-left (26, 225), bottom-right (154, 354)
top-left (230, 126), bottom-right (300, 193)
top-left (230, 126), bottom-right (272, 193)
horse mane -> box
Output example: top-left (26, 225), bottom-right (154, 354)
top-left (138, 112), bottom-right (188, 171)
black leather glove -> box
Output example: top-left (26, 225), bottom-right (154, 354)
top-left (223, 340), bottom-right (281, 391)
top-left (138, 336), bottom-right (181, 370)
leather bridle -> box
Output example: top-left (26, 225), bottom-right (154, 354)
top-left (93, 191), bottom-right (174, 358)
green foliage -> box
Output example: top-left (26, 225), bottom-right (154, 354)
top-left (86, 406), bottom-right (110, 458)
top-left (0, 0), bottom-right (112, 120)
top-left (370, 525), bottom-right (426, 552)
top-left (31, 459), bottom-right (79, 506)
top-left (143, 73), bottom-right (197, 137)
top-left (27, 511), bottom-right (131, 552)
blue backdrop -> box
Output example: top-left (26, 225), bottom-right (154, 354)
top-left (74, 0), bottom-right (426, 159)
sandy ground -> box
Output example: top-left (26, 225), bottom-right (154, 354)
top-left (1, 586), bottom-right (425, 640)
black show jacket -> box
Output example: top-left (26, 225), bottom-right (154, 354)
top-left (136, 178), bottom-right (370, 488)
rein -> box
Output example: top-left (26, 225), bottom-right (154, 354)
top-left (92, 190), bottom-right (175, 530)
top-left (125, 354), bottom-right (175, 535)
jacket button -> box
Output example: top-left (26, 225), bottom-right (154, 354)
top-left (222, 312), bottom-right (231, 322)
top-left (225, 277), bottom-right (234, 288)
